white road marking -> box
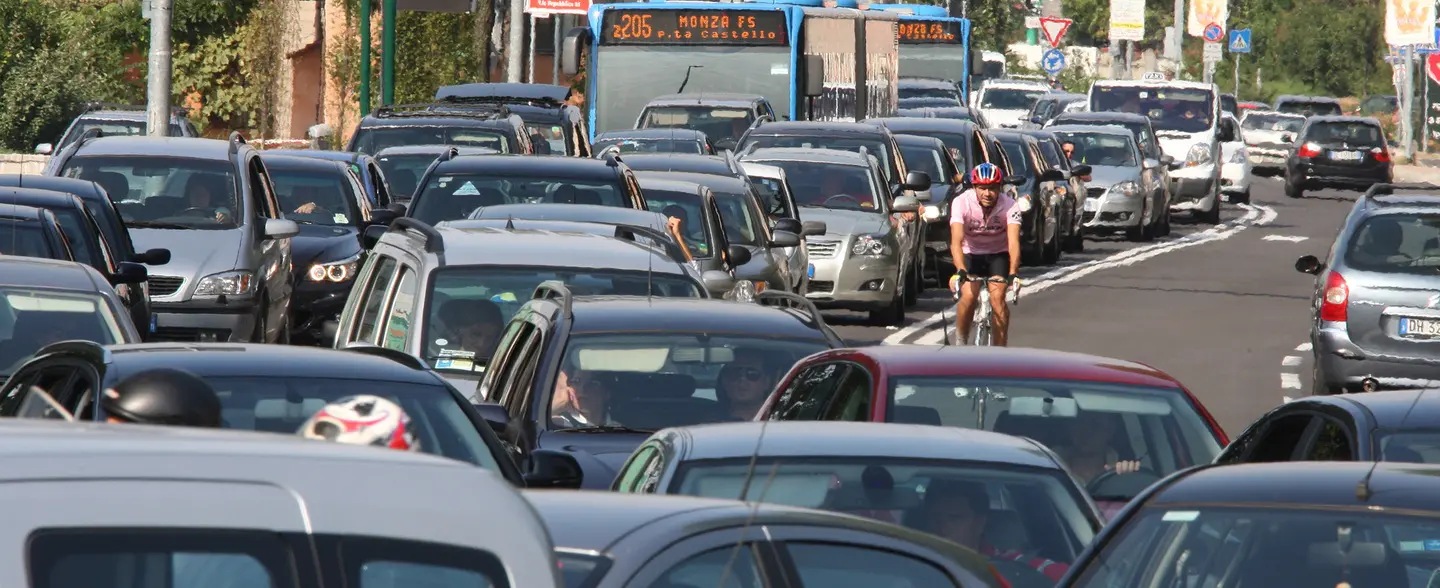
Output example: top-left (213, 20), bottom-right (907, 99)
top-left (1282, 340), bottom-right (1311, 402)
top-left (1295, 342), bottom-right (1312, 351)
top-left (1281, 373), bottom-right (1302, 389)
top-left (1262, 235), bottom-right (1309, 242)
top-left (1281, 355), bottom-right (1302, 366)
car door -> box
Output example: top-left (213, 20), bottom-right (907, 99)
top-left (619, 527), bottom-right (776, 588)
top-left (341, 254), bottom-right (400, 346)
top-left (765, 361), bottom-right (853, 421)
top-left (1216, 411), bottom-right (1319, 463)
top-left (248, 155), bottom-right (292, 336)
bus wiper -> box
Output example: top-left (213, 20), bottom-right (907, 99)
top-left (564, 424), bottom-right (657, 434)
top-left (677, 65), bottom-right (704, 93)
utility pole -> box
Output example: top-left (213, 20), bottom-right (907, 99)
top-left (507, 0), bottom-right (525, 82)
top-left (360, 0), bottom-right (372, 115)
top-left (1404, 46), bottom-right (1416, 159)
top-left (382, 0), bottom-right (397, 105)
top-left (1171, 0), bottom-right (1184, 79)
top-left (145, 0), bottom-right (173, 137)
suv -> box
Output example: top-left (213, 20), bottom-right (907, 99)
top-left (399, 150), bottom-right (648, 226)
top-left (1274, 95), bottom-right (1344, 117)
top-left (35, 103), bottom-right (199, 156)
top-left (46, 133), bottom-right (300, 343)
top-left (345, 103), bottom-right (535, 156)
top-left (472, 284), bottom-right (842, 489)
top-left (435, 83), bottom-right (592, 157)
top-left (1284, 115), bottom-right (1393, 198)
top-left (971, 79), bottom-right (1050, 128)
top-left (373, 145), bottom-right (497, 203)
top-left (273, 149), bottom-right (397, 208)
top-left (1294, 184), bottom-right (1440, 394)
top-left (635, 93), bottom-right (778, 151)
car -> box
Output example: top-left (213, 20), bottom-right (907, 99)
top-left (898, 106), bottom-right (992, 127)
top-left (1283, 115), bottom-right (1393, 198)
top-left (0, 174), bottom-right (174, 270)
top-left (1056, 462), bottom-right (1440, 588)
top-left (739, 148), bottom-right (924, 324)
top-left (892, 134), bottom-right (973, 282)
top-left (1045, 111), bottom-right (1176, 218)
top-left (0, 256), bottom-right (143, 382)
top-left (898, 76), bottom-right (965, 103)
top-left (737, 160), bottom-right (805, 223)
top-left (0, 419), bottom-right (559, 588)
top-left (435, 82), bottom-right (592, 156)
top-left (989, 130), bottom-right (1068, 263)
top-left (1274, 94), bottom-right (1344, 117)
top-left (592, 129), bottom-right (715, 155)
top-left (635, 93), bottom-right (779, 151)
top-left (270, 149), bottom-right (398, 208)
top-left (472, 283), bottom-right (842, 489)
top-left (1017, 128), bottom-right (1091, 251)
top-left (400, 150), bottom-right (648, 225)
top-left (1050, 125), bottom-right (1169, 242)
top-left (972, 80), bottom-right (1050, 129)
top-left (0, 342), bottom-right (525, 482)
top-left (1217, 113), bottom-right (1252, 203)
top-left (0, 204), bottom-right (76, 261)
top-left (633, 177), bottom-right (762, 292)
top-left (900, 96), bottom-right (965, 110)
top-left (755, 345), bottom-right (1228, 520)
top-left (1219, 92), bottom-right (1238, 117)
top-left (465, 202), bottom-right (692, 259)
top-left (34, 103), bottom-right (199, 156)
top-left (372, 144), bottom-right (497, 203)
top-left (1025, 93), bottom-right (1087, 129)
top-left (1215, 388), bottom-right (1440, 465)
top-left (609, 152), bottom-right (746, 178)
top-left (865, 117), bottom-right (989, 170)
top-left (615, 152), bottom-right (810, 234)
top-left (0, 188), bottom-right (152, 334)
top-left (612, 421), bottom-right (1103, 586)
top-left (1238, 100), bottom-right (1270, 112)
top-left (345, 102), bottom-right (535, 155)
top-left (333, 218), bottom-right (721, 392)
top-left (738, 121), bottom-right (930, 197)
top-left (1239, 110), bottom-right (1306, 175)
top-left (1357, 95), bottom-right (1398, 117)
top-left (47, 133), bottom-right (301, 344)
top-left (258, 154), bottom-right (398, 344)
top-left (1293, 184), bottom-right (1440, 394)
top-left (528, 490), bottom-right (1015, 588)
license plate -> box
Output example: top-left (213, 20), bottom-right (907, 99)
top-left (1084, 199), bottom-right (1099, 212)
top-left (807, 263), bottom-right (816, 278)
top-left (1330, 151), bottom-right (1363, 161)
top-left (1400, 318), bottom-right (1440, 337)
top-left (150, 314), bottom-right (158, 333)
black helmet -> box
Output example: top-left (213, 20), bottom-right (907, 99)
top-left (101, 368), bottom-right (222, 427)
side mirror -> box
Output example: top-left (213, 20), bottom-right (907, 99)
top-left (111, 262), bottom-right (148, 285)
top-left (770, 230), bottom-right (800, 248)
top-left (1071, 164), bottom-right (1092, 177)
top-left (135, 247), bottom-right (171, 266)
top-left (773, 218), bottom-right (802, 234)
top-left (702, 270), bottom-right (737, 294)
top-left (1218, 127), bottom-right (1236, 143)
top-left (368, 208), bottom-right (397, 226)
top-left (362, 224), bottom-right (387, 249)
top-left (801, 220), bottom-right (827, 236)
top-left (892, 196), bottom-right (921, 213)
top-left (560, 27), bottom-right (590, 77)
top-left (472, 402), bottom-right (511, 434)
top-left (714, 138), bottom-right (738, 152)
top-left (1004, 175), bottom-right (1026, 186)
top-left (34, 143), bottom-right (53, 155)
top-left (1039, 168), bottom-right (1066, 182)
top-left (803, 55), bottom-right (825, 97)
top-left (1159, 154), bottom-right (1175, 166)
top-left (321, 319), bottom-right (340, 347)
top-left (726, 245), bottom-right (753, 266)
top-left (1295, 254), bottom-right (1324, 275)
top-left (525, 448), bottom-right (584, 489)
top-left (903, 170), bottom-right (932, 192)
top-left (1281, 133), bottom-right (1295, 144)
top-left (263, 218), bottom-right (300, 240)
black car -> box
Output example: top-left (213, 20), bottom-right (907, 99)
top-left (898, 77), bottom-right (964, 103)
top-left (1275, 94), bottom-right (1344, 117)
top-left (865, 117), bottom-right (989, 171)
top-left (633, 177), bottom-right (750, 287)
top-left (897, 106), bottom-right (991, 128)
top-left (0, 256), bottom-right (144, 380)
top-left (269, 149), bottom-right (397, 208)
top-left (1215, 388), bottom-right (1440, 465)
top-left (1283, 115), bottom-right (1393, 198)
top-left (893, 134), bottom-right (965, 283)
top-left (990, 130), bottom-right (1068, 265)
top-left (1018, 129), bottom-right (1092, 251)
top-left (473, 284), bottom-right (842, 489)
top-left (592, 129), bottom-right (716, 156)
top-left (899, 96), bottom-right (965, 109)
top-left (739, 121), bottom-right (925, 194)
top-left (434, 83), bottom-right (592, 157)
top-left (528, 490), bottom-right (1015, 588)
top-left (401, 150), bottom-right (648, 226)
top-left (1025, 93), bottom-right (1086, 128)
top-left (372, 145), bottom-right (498, 203)
top-left (0, 341), bottom-right (524, 484)
top-left (0, 175), bottom-right (172, 269)
top-left (0, 204), bottom-right (75, 260)
top-left (613, 152), bottom-right (806, 226)
top-left (345, 103), bottom-right (535, 156)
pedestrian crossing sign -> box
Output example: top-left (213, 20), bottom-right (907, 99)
top-left (1228, 29), bottom-right (1251, 53)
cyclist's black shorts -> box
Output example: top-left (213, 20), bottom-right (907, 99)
top-left (963, 253), bottom-right (1009, 279)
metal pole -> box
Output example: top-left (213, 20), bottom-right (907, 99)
top-left (1234, 55), bottom-right (1240, 98)
top-left (527, 14), bottom-right (538, 83)
top-left (1172, 0), bottom-right (1184, 79)
top-left (1124, 40), bottom-right (1133, 79)
top-left (1425, 68), bottom-right (1431, 154)
top-left (381, 0), bottom-right (396, 106)
top-left (552, 15), bottom-right (562, 84)
top-left (1109, 42), bottom-right (1123, 80)
top-left (507, 0), bottom-right (525, 82)
top-left (1404, 46), bottom-right (1416, 158)
top-left (359, 0), bottom-right (372, 115)
top-left (145, 0), bottom-right (173, 137)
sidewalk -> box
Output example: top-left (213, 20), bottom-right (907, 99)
top-left (1395, 164), bottom-right (1440, 185)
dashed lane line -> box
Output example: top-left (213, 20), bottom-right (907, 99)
top-left (1281, 340), bottom-right (1309, 404)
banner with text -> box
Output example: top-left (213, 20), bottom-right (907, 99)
top-left (1386, 0), bottom-right (1436, 46)
top-left (1187, 0), bottom-right (1227, 37)
top-left (1109, 0), bottom-right (1145, 41)
top-left (526, 0), bottom-right (588, 15)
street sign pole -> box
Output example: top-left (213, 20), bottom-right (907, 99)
top-left (1172, 0), bottom-right (1185, 79)
top-left (359, 0), bottom-right (372, 116)
top-left (382, 0), bottom-right (397, 105)
top-left (145, 0), bottom-right (172, 137)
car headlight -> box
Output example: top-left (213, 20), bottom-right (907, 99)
top-left (921, 205), bottom-right (943, 221)
top-left (1229, 148), bottom-right (1248, 164)
top-left (307, 253), bottom-right (361, 283)
top-left (194, 270), bottom-right (256, 296)
top-left (1186, 143), bottom-right (1213, 166)
top-left (1016, 195), bottom-right (1033, 212)
top-left (851, 234), bottom-right (891, 256)
top-left (1111, 181), bottom-right (1142, 197)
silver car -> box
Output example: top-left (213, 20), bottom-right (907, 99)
top-left (742, 148), bottom-right (922, 325)
top-left (1295, 185), bottom-right (1440, 394)
top-left (1051, 125), bottom-right (1169, 241)
top-left (1239, 110), bottom-right (1305, 175)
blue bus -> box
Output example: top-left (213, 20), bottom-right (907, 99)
top-left (868, 4), bottom-right (976, 95)
top-left (561, 0), bottom-right (957, 140)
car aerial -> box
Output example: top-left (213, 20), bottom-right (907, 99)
top-left (1293, 184), bottom-right (1440, 394)
top-left (634, 93), bottom-right (779, 151)
top-left (0, 419), bottom-right (559, 588)
top-left (1056, 462), bottom-right (1440, 588)
top-left (989, 129), bottom-right (1069, 263)
top-left (737, 121), bottom-right (931, 200)
top-left (1274, 94), bottom-right (1344, 117)
top-left (633, 177), bottom-right (762, 291)
top-left (1217, 113), bottom-right (1252, 203)
top-left (0, 204), bottom-right (75, 261)
top-left (1283, 115), bottom-right (1393, 198)
top-left (613, 421), bottom-right (1103, 586)
top-left (0, 256), bottom-right (143, 382)
top-left (344, 102), bottom-right (535, 155)
top-left (1026, 93), bottom-right (1088, 129)
top-left (972, 79), bottom-right (1050, 129)
top-left (898, 106), bottom-right (992, 127)
top-left (900, 96), bottom-right (965, 110)
top-left (34, 103), bottom-right (199, 156)
top-left (755, 345), bottom-right (1227, 520)
top-left (258, 153), bottom-right (398, 344)
top-left (740, 147), bottom-right (924, 324)
top-left (0, 342), bottom-right (524, 482)
top-left (1239, 110), bottom-right (1306, 176)
top-left (371, 144), bottom-right (497, 203)
top-left (400, 150), bottom-right (647, 226)
top-left (333, 218), bottom-right (720, 391)
top-left (48, 133), bottom-right (300, 344)
top-left (1045, 111), bottom-right (1176, 219)
top-left (898, 76), bottom-right (964, 102)
top-left (591, 128), bottom-right (716, 155)
top-left (1215, 388), bottom-right (1440, 465)
top-left (1051, 125), bottom-right (1169, 242)
top-left (865, 117), bottom-right (989, 171)
top-left (892, 134), bottom-right (973, 282)
top-left (527, 490), bottom-right (1014, 588)
top-left (472, 283), bottom-right (841, 490)
top-left (435, 82), bottom-right (592, 156)
top-left (269, 148), bottom-right (397, 208)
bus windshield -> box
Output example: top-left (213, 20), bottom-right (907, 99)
top-left (594, 46), bottom-right (791, 134)
top-left (898, 47), bottom-right (966, 84)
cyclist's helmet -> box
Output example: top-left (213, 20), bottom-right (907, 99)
top-left (101, 368), bottom-right (222, 428)
top-left (298, 395), bottom-right (420, 452)
top-left (970, 162), bottom-right (1004, 186)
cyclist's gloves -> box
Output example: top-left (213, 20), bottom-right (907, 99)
top-left (949, 271), bottom-right (968, 292)
top-left (1005, 274), bottom-right (1019, 286)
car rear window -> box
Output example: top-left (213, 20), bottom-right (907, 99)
top-left (1278, 101), bottom-right (1343, 116)
top-left (1305, 122), bottom-right (1385, 147)
top-left (1343, 214), bottom-right (1440, 275)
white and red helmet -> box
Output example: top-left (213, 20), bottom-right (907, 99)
top-left (298, 395), bottom-right (419, 452)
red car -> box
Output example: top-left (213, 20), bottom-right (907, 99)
top-left (1238, 101), bottom-right (1270, 112)
top-left (755, 345), bottom-right (1228, 520)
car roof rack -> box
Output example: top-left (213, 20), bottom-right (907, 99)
top-left (594, 144), bottom-right (621, 159)
top-left (603, 150), bottom-right (624, 167)
top-left (532, 280), bottom-right (574, 320)
top-left (721, 148), bottom-right (745, 176)
top-left (387, 217), bottom-right (445, 253)
top-left (610, 223), bottom-right (690, 263)
top-left (755, 290), bottom-right (830, 330)
top-left (374, 102), bottom-right (511, 120)
top-left (81, 102), bottom-right (190, 118)
top-left (1364, 183), bottom-right (1440, 199)
top-left (228, 131), bottom-right (247, 155)
top-left (342, 342), bottom-right (430, 370)
top-left (440, 95), bottom-right (565, 110)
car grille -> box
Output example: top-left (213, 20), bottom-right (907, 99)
top-left (148, 276), bottom-right (184, 297)
top-left (807, 240), bottom-right (841, 259)
top-left (808, 281), bottom-right (835, 293)
top-left (1087, 187), bottom-right (1107, 199)
top-left (150, 327), bottom-right (232, 342)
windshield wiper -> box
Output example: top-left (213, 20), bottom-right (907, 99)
top-left (125, 220), bottom-right (192, 229)
top-left (563, 425), bottom-right (657, 434)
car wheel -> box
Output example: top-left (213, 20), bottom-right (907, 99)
top-left (1200, 192), bottom-right (1222, 224)
top-left (869, 288), bottom-right (905, 326)
top-left (278, 313), bottom-right (292, 345)
top-left (1042, 221), bottom-right (1061, 264)
top-left (250, 301), bottom-right (268, 343)
top-left (1285, 177), bottom-right (1304, 198)
top-left (911, 253), bottom-right (925, 296)
top-left (1126, 204), bottom-right (1149, 242)
top-left (1236, 189), bottom-right (1251, 205)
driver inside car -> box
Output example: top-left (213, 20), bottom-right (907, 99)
top-left (185, 176), bottom-right (232, 224)
top-left (917, 478), bottom-right (1070, 582)
top-left (551, 358), bottom-right (613, 428)
top-left (1051, 410), bottom-right (1141, 484)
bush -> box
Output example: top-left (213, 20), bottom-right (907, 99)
top-left (0, 39), bottom-right (104, 150)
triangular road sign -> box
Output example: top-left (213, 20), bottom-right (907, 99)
top-left (1040, 17), bottom-right (1072, 47)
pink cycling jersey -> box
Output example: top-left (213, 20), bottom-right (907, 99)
top-left (949, 188), bottom-right (1022, 255)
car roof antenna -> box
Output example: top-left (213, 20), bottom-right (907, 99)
top-left (715, 413), bottom-right (779, 588)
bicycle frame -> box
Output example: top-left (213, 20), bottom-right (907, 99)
top-left (952, 276), bottom-right (1021, 346)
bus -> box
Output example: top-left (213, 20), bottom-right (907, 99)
top-left (867, 4), bottom-right (977, 95)
top-left (561, 0), bottom-right (943, 140)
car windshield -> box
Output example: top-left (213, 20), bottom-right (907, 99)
top-left (593, 138), bottom-right (704, 155)
top-left (1306, 122), bottom-right (1385, 147)
top-left (981, 88), bottom-right (1047, 110)
top-left (62, 120), bottom-right (183, 148)
top-left (1278, 100), bottom-right (1343, 116)
top-left (268, 168), bottom-right (360, 226)
top-left (422, 267), bottom-right (702, 368)
top-left (640, 187), bottom-right (717, 257)
top-left (411, 173), bottom-right (627, 224)
top-left (899, 144), bottom-right (954, 185)
top-left (1091, 86), bottom-right (1215, 133)
top-left (638, 107), bottom-right (754, 145)
top-left (1070, 506), bottom-right (1440, 588)
top-left (1053, 132), bottom-right (1139, 167)
top-left (899, 86), bottom-right (962, 101)
top-left (376, 153), bottom-right (442, 200)
top-left (742, 136), bottom-right (895, 184)
top-left (1242, 114), bottom-right (1305, 133)
top-left (549, 334), bottom-right (830, 430)
top-left (0, 288), bottom-right (125, 374)
top-left (61, 156), bottom-right (241, 230)
top-left (0, 222), bottom-right (54, 258)
top-left (199, 376), bottom-right (499, 470)
top-left (892, 131), bottom-right (974, 169)
top-left (351, 126), bottom-right (510, 156)
top-left (1342, 214), bottom-right (1440, 275)
top-left (673, 456), bottom-right (1095, 587)
top-left (888, 376), bottom-right (1221, 501)
top-left (750, 160), bottom-right (881, 212)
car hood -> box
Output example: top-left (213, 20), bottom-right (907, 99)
top-left (538, 431), bottom-right (652, 490)
top-left (1084, 165), bottom-right (1142, 189)
top-left (982, 108), bottom-right (1029, 128)
top-left (130, 228), bottom-right (243, 287)
top-left (290, 224), bottom-right (361, 275)
top-left (1157, 131), bottom-right (1214, 160)
top-left (799, 206), bottom-right (889, 237)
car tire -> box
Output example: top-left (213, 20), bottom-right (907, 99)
top-left (250, 302), bottom-right (268, 344)
top-left (1200, 192), bottom-right (1222, 224)
top-left (1064, 208), bottom-right (1085, 252)
top-left (869, 288), bottom-right (905, 326)
top-left (1160, 208), bottom-right (1172, 236)
top-left (1285, 177), bottom-right (1304, 198)
top-left (1042, 222), bottom-right (1061, 264)
top-left (1126, 204), bottom-right (1149, 242)
top-left (1236, 189), bottom-right (1251, 205)
top-left (903, 266), bottom-right (918, 306)
top-left (278, 314), bottom-right (292, 345)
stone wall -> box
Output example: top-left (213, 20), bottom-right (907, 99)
top-left (0, 154), bottom-right (49, 174)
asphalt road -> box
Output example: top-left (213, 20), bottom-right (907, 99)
top-left (820, 176), bottom-right (1361, 438)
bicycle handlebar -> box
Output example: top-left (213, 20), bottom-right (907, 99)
top-left (950, 274), bottom-right (1022, 306)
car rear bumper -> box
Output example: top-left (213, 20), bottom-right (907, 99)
top-left (1315, 324), bottom-right (1440, 389)
top-left (1291, 160), bottom-right (1392, 189)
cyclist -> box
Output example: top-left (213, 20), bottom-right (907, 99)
top-left (297, 395), bottom-right (420, 452)
top-left (949, 162), bottom-right (1021, 346)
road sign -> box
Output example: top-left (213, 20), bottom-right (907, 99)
top-left (1040, 17), bottom-right (1073, 47)
top-left (1042, 49), bottom-right (1067, 74)
top-left (1024, 16), bottom-right (1041, 29)
top-left (1203, 41), bottom-right (1222, 63)
top-left (1108, 0), bottom-right (1145, 41)
top-left (1202, 22), bottom-right (1224, 43)
top-left (1228, 29), bottom-right (1250, 53)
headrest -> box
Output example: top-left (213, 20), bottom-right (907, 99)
top-left (574, 189), bottom-right (603, 206)
top-left (605, 372), bottom-right (697, 398)
top-left (890, 405), bottom-right (941, 426)
top-left (253, 398), bottom-right (327, 420)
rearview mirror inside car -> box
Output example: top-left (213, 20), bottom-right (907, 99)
top-left (1009, 396), bottom-right (1078, 417)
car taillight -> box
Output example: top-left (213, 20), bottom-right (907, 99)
top-left (1297, 142), bottom-right (1321, 158)
top-left (1372, 147), bottom-right (1391, 162)
top-left (1321, 271), bottom-right (1348, 322)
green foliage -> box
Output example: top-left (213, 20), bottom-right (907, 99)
top-left (1009, 58), bottom-right (1098, 94)
top-left (392, 10), bottom-right (491, 104)
top-left (0, 36), bottom-right (104, 149)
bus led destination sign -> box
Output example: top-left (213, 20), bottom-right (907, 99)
top-left (601, 9), bottom-right (789, 45)
top-left (898, 21), bottom-right (961, 43)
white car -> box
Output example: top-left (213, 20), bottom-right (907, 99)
top-left (972, 80), bottom-right (1050, 129)
top-left (1218, 113), bottom-right (1252, 203)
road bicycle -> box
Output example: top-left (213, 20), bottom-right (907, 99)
top-left (951, 274), bottom-right (1022, 346)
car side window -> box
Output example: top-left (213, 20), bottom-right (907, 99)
top-left (784, 542), bottom-right (959, 588)
top-left (381, 267), bottom-right (417, 351)
top-left (500, 326), bottom-right (545, 415)
top-left (248, 157), bottom-right (281, 219)
top-left (822, 364), bottom-right (872, 422)
top-left (368, 162), bottom-right (392, 206)
top-left (1246, 413), bottom-right (1316, 462)
top-left (1302, 417), bottom-right (1354, 461)
top-left (345, 170), bottom-right (374, 222)
top-left (488, 322), bottom-right (539, 408)
top-left (353, 256), bottom-right (399, 344)
top-left (614, 442), bottom-right (661, 492)
top-left (29, 528), bottom-right (294, 588)
top-left (339, 536), bottom-right (508, 588)
top-left (623, 171), bottom-right (646, 209)
top-left (479, 319), bottom-right (531, 404)
top-left (768, 362), bottom-right (850, 421)
top-left (645, 545), bottom-right (764, 588)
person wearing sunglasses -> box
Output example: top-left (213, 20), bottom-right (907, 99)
top-left (716, 348), bottom-right (781, 421)
top-left (550, 358), bottom-right (613, 428)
